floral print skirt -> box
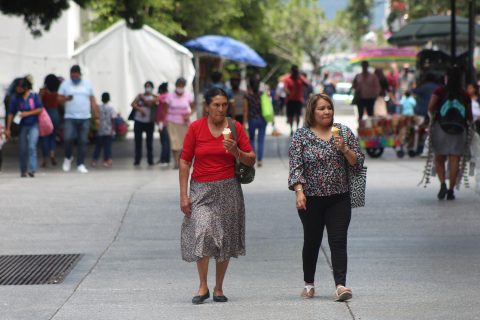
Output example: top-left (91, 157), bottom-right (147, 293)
top-left (181, 178), bottom-right (246, 262)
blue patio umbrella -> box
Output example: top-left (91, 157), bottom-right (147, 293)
top-left (184, 35), bottom-right (267, 67)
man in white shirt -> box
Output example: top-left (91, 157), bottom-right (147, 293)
top-left (58, 65), bottom-right (100, 173)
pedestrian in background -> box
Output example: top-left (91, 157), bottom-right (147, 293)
top-left (288, 93), bottom-right (365, 301)
top-left (398, 64), bottom-right (416, 99)
top-left (39, 74), bottom-right (61, 167)
top-left (5, 77), bottom-right (42, 177)
top-left (466, 83), bottom-right (480, 134)
top-left (399, 91), bottom-right (416, 115)
top-left (58, 65), bottom-right (100, 174)
top-left (131, 81), bottom-right (157, 166)
top-left (243, 76), bottom-right (267, 167)
top-left (156, 82), bottom-right (171, 167)
top-left (179, 87), bottom-right (255, 304)
top-left (321, 72), bottom-right (336, 98)
top-left (0, 104), bottom-right (5, 171)
top-left (352, 61), bottom-right (380, 120)
top-left (284, 65), bottom-right (309, 136)
top-left (167, 77), bottom-right (194, 169)
top-left (374, 68), bottom-right (389, 116)
top-left (92, 92), bottom-right (115, 167)
top-left (428, 66), bottom-right (473, 200)
top-left (230, 74), bottom-right (245, 123)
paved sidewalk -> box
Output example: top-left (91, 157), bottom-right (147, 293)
top-left (0, 114), bottom-right (479, 319)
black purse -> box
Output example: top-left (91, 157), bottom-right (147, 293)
top-left (227, 117), bottom-right (255, 184)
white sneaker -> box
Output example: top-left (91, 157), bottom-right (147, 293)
top-left (62, 157), bottom-right (73, 172)
top-left (77, 164), bottom-right (89, 174)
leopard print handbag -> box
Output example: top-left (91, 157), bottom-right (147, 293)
top-left (341, 125), bottom-right (367, 208)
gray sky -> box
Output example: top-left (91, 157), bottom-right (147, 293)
top-left (317, 0), bottom-right (385, 28)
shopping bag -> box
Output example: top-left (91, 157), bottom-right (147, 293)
top-left (38, 108), bottom-right (53, 137)
top-left (260, 92), bottom-right (274, 123)
top-left (29, 97), bottom-right (53, 137)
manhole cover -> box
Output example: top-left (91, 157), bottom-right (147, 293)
top-left (0, 254), bottom-right (82, 285)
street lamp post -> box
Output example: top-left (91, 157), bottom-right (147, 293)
top-left (468, 0), bottom-right (476, 83)
top-left (451, 0), bottom-right (456, 65)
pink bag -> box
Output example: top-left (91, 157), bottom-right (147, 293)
top-left (29, 97), bottom-right (53, 137)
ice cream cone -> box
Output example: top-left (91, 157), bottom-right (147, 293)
top-left (331, 126), bottom-right (340, 136)
top-left (222, 127), bottom-right (231, 139)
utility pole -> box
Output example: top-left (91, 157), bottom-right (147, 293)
top-left (468, 0), bottom-right (476, 83)
top-left (451, 0), bottom-right (456, 65)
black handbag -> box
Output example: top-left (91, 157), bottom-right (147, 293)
top-left (227, 117), bottom-right (255, 184)
top-left (128, 109), bottom-right (136, 121)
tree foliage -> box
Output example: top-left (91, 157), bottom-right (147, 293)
top-left (0, 0), bottom-right (352, 78)
top-left (336, 0), bottom-right (374, 46)
top-left (387, 0), bottom-right (477, 33)
top-left (0, 0), bottom-right (75, 37)
top-left (272, 0), bottom-right (347, 73)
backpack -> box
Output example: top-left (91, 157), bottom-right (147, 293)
top-left (438, 98), bottom-right (466, 134)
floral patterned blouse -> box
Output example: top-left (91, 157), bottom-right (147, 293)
top-left (288, 123), bottom-right (365, 197)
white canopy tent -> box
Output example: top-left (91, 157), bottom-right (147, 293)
top-left (72, 20), bottom-right (195, 117)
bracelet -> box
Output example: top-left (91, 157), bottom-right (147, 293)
top-left (295, 188), bottom-right (303, 192)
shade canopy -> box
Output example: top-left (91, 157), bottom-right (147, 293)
top-left (388, 15), bottom-right (480, 47)
top-left (350, 47), bottom-right (417, 66)
top-left (184, 35), bottom-right (267, 67)
top-left (73, 20), bottom-right (195, 117)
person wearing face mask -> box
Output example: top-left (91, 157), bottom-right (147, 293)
top-left (166, 78), bottom-right (195, 169)
top-left (288, 93), bottom-right (365, 301)
top-left (58, 65), bottom-right (100, 174)
top-left (131, 81), bottom-right (158, 166)
top-left (5, 77), bottom-right (43, 177)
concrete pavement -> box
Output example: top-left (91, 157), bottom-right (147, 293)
top-left (0, 113), bottom-right (479, 319)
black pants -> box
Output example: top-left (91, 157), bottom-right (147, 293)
top-left (298, 193), bottom-right (351, 286)
top-left (357, 98), bottom-right (375, 120)
top-left (159, 126), bottom-right (170, 164)
top-left (134, 121), bottom-right (154, 164)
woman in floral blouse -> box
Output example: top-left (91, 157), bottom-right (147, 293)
top-left (288, 93), bottom-right (365, 301)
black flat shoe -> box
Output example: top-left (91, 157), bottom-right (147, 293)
top-left (213, 294), bottom-right (228, 302)
top-left (437, 183), bottom-right (447, 200)
top-left (446, 189), bottom-right (455, 200)
top-left (192, 290), bottom-right (210, 304)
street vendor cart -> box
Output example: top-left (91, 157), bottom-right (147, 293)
top-left (358, 115), bottom-right (427, 158)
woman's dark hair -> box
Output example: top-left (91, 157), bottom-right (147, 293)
top-left (249, 76), bottom-right (260, 95)
top-left (17, 77), bottom-right (32, 90)
top-left (144, 81), bottom-right (154, 88)
top-left (445, 66), bottom-right (463, 100)
top-left (44, 74), bottom-right (60, 92)
top-left (304, 93), bottom-right (335, 128)
top-left (158, 82), bottom-right (168, 93)
top-left (204, 87), bottom-right (228, 105)
top-left (101, 92), bottom-right (110, 103)
top-left (175, 77), bottom-right (187, 87)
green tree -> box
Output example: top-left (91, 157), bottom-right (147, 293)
top-left (406, 0), bottom-right (477, 20)
top-left (336, 0), bottom-right (374, 46)
top-left (272, 0), bottom-right (347, 73)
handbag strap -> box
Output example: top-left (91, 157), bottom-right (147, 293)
top-left (340, 124), bottom-right (351, 180)
top-left (226, 117), bottom-right (239, 164)
top-left (226, 117), bottom-right (237, 141)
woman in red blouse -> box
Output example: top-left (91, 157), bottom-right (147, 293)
top-left (288, 93), bottom-right (365, 301)
top-left (179, 87), bottom-right (255, 304)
